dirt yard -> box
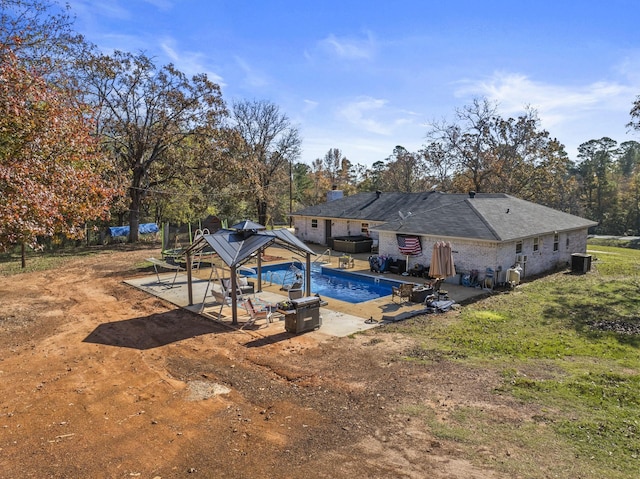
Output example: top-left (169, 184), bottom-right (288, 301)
top-left (0, 246), bottom-right (523, 478)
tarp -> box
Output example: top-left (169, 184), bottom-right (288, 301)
top-left (108, 223), bottom-right (159, 237)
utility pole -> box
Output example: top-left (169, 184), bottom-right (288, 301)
top-left (289, 158), bottom-right (293, 227)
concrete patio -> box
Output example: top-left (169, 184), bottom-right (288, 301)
top-left (125, 245), bottom-right (491, 339)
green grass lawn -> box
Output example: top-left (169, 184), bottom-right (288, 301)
top-left (388, 244), bottom-right (640, 479)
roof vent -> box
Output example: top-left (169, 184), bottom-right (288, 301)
top-left (375, 190), bottom-right (381, 199)
top-left (469, 191), bottom-right (476, 198)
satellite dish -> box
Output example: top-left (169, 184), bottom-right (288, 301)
top-left (398, 210), bottom-right (412, 221)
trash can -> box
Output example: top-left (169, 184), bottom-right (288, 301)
top-left (571, 253), bottom-right (592, 273)
top-left (285, 296), bottom-right (322, 333)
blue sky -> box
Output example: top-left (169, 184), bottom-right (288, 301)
top-left (65, 0), bottom-right (640, 167)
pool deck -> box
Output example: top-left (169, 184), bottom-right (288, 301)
top-left (125, 245), bottom-right (491, 339)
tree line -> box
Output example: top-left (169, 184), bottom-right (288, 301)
top-left (2, 0), bottom-right (640, 265)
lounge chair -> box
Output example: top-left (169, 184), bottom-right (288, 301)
top-left (222, 277), bottom-right (255, 296)
top-left (146, 257), bottom-right (184, 288)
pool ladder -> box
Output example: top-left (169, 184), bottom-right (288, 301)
top-left (312, 248), bottom-right (332, 266)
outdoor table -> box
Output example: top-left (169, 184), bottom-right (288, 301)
top-left (410, 286), bottom-right (433, 303)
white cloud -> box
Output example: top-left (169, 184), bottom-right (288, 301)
top-left (233, 56), bottom-right (269, 88)
top-left (318, 32), bottom-right (376, 60)
top-left (160, 38), bottom-right (225, 85)
top-left (338, 97), bottom-right (391, 135)
top-left (337, 96), bottom-right (423, 139)
top-left (68, 0), bottom-right (131, 21)
top-left (455, 72), bottom-right (635, 128)
top-left (454, 71), bottom-right (639, 158)
top-left (143, 0), bottom-right (173, 10)
top-left (303, 99), bottom-right (319, 112)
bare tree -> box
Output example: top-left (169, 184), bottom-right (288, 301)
top-left (426, 98), bottom-right (499, 193)
top-left (230, 100), bottom-right (301, 226)
top-left (379, 145), bottom-right (430, 193)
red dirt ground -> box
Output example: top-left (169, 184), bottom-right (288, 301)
top-left (0, 246), bottom-right (523, 478)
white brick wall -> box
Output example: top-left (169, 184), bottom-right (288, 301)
top-left (377, 229), bottom-right (590, 280)
top-left (294, 216), bottom-right (590, 280)
top-left (294, 217), bottom-right (382, 244)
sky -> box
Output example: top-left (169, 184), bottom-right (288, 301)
top-left (64, 0), bottom-right (640, 168)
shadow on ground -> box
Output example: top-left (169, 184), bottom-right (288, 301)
top-left (84, 310), bottom-right (228, 350)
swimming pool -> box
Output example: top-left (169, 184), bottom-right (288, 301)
top-left (248, 262), bottom-right (403, 304)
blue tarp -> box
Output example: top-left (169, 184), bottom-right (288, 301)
top-left (108, 223), bottom-right (159, 237)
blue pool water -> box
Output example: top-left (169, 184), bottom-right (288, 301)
top-left (248, 262), bottom-right (403, 303)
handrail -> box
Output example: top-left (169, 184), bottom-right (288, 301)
top-left (312, 248), bottom-right (332, 266)
top-left (265, 270), bottom-right (284, 286)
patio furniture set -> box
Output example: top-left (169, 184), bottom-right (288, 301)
top-left (369, 255), bottom-right (433, 277)
top-left (391, 278), bottom-right (448, 304)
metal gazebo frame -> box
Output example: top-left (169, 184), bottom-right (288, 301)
top-left (184, 221), bottom-right (315, 325)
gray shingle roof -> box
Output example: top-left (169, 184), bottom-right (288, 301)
top-left (292, 192), bottom-right (597, 241)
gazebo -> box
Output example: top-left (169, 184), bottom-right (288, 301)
top-left (184, 221), bottom-right (316, 325)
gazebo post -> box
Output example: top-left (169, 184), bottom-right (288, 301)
top-left (256, 250), bottom-right (263, 293)
top-left (186, 251), bottom-right (193, 306)
top-left (230, 266), bottom-right (238, 325)
top-left (305, 253), bottom-right (311, 296)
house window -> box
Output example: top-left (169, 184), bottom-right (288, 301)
top-left (311, 219), bottom-right (318, 228)
top-left (553, 232), bottom-right (559, 251)
top-left (533, 237), bottom-right (539, 252)
top-left (361, 223), bottom-right (369, 235)
top-left (566, 237), bottom-right (570, 249)
top-left (515, 241), bottom-right (523, 254)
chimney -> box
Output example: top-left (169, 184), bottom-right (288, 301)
top-left (469, 191), bottom-right (476, 198)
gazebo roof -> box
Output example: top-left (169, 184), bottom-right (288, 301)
top-left (230, 220), bottom-right (266, 231)
top-left (185, 225), bottom-right (314, 268)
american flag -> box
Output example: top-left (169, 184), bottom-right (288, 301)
top-left (397, 235), bottom-right (421, 255)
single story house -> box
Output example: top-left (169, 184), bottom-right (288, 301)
top-left (291, 190), bottom-right (598, 282)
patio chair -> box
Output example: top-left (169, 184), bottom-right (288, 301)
top-left (243, 298), bottom-right (274, 326)
top-left (392, 283), bottom-right (414, 303)
top-left (389, 258), bottom-right (406, 275)
top-left (425, 278), bottom-right (447, 301)
top-left (482, 267), bottom-right (495, 289)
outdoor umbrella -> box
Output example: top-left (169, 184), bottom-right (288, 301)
top-left (429, 241), bottom-right (456, 279)
top-left (441, 241), bottom-right (456, 278)
top-left (429, 241), bottom-right (443, 278)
